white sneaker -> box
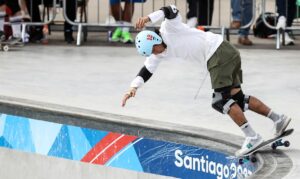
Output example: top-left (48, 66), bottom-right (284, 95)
top-left (274, 115), bottom-right (291, 137)
top-left (276, 16), bottom-right (286, 30)
top-left (280, 32), bottom-right (295, 46)
top-left (235, 134), bottom-right (263, 157)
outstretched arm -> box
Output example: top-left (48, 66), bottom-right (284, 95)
top-left (135, 5), bottom-right (179, 30)
top-left (121, 65), bottom-right (154, 107)
top-left (122, 54), bottom-right (163, 107)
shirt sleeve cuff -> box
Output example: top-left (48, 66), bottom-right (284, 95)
top-left (148, 10), bottom-right (165, 24)
top-left (130, 76), bottom-right (145, 88)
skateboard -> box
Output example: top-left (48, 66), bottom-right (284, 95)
top-left (0, 39), bottom-right (24, 52)
top-left (236, 128), bottom-right (294, 165)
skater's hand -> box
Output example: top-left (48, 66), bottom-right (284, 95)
top-left (135, 16), bottom-right (151, 30)
top-left (122, 87), bottom-right (137, 107)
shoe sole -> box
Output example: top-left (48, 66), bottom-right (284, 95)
top-left (235, 137), bottom-right (264, 157)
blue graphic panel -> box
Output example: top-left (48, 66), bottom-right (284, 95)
top-left (134, 139), bottom-right (254, 179)
top-left (30, 119), bottom-right (62, 155)
top-left (3, 115), bottom-right (35, 152)
top-left (48, 125), bottom-right (73, 159)
top-left (0, 136), bottom-right (12, 148)
top-left (106, 142), bottom-right (143, 172)
top-left (0, 113), bottom-right (256, 179)
top-left (0, 114), bottom-right (6, 136)
top-left (68, 126), bottom-right (92, 160)
top-left (81, 128), bottom-right (108, 147)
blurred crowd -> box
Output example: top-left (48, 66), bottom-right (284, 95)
top-left (0, 0), bottom-right (298, 46)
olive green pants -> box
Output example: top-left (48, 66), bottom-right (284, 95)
top-left (207, 41), bottom-right (243, 90)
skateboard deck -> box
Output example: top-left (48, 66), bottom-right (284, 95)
top-left (229, 128), bottom-right (294, 164)
top-left (0, 39), bottom-right (24, 52)
top-left (239, 128), bottom-right (294, 157)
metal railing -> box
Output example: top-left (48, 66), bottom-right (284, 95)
top-left (60, 0), bottom-right (257, 45)
top-left (261, 0), bottom-right (300, 49)
top-left (20, 0), bottom-right (57, 42)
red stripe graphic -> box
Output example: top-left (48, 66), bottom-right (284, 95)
top-left (81, 132), bottom-right (137, 165)
top-left (81, 132), bottom-right (122, 162)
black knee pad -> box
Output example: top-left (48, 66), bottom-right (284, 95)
top-left (232, 90), bottom-right (250, 111)
top-left (212, 92), bottom-right (236, 114)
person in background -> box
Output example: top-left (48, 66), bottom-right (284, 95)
top-left (230, 0), bottom-right (253, 45)
top-left (186, 0), bottom-right (214, 28)
top-left (0, 1), bottom-right (5, 41)
top-left (110, 0), bottom-right (146, 44)
top-left (25, 0), bottom-right (44, 42)
top-left (0, 0), bottom-right (23, 42)
top-left (276, 0), bottom-right (296, 45)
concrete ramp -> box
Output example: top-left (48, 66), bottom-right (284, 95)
top-left (0, 147), bottom-right (172, 179)
top-left (0, 95), bottom-right (292, 179)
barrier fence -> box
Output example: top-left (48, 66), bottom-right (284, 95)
top-left (3, 0), bottom-right (300, 48)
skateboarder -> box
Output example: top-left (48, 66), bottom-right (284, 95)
top-left (121, 5), bottom-right (291, 156)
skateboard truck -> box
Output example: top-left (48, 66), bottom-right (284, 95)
top-left (239, 155), bottom-right (257, 165)
top-left (271, 139), bottom-right (290, 150)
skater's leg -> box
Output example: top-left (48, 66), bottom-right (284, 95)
top-left (228, 103), bottom-right (248, 126)
top-left (248, 95), bottom-right (291, 136)
top-left (212, 87), bottom-right (263, 155)
top-left (248, 96), bottom-right (270, 116)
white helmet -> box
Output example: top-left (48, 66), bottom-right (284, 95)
top-left (135, 30), bottom-right (162, 57)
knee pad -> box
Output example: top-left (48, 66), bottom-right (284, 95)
top-left (212, 92), bottom-right (236, 114)
top-left (232, 90), bottom-right (250, 111)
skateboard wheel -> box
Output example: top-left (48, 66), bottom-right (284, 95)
top-left (272, 143), bottom-right (277, 150)
top-left (251, 156), bottom-right (257, 163)
top-left (284, 141), bottom-right (290, 147)
top-left (3, 45), bottom-right (9, 52)
top-left (239, 158), bottom-right (244, 165)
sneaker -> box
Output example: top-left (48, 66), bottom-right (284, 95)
top-left (235, 134), bottom-right (263, 157)
top-left (121, 31), bottom-right (133, 44)
top-left (64, 31), bottom-right (74, 44)
top-left (276, 16), bottom-right (286, 30)
top-left (274, 115), bottom-right (291, 137)
top-left (0, 31), bottom-right (5, 41)
top-left (238, 36), bottom-right (253, 46)
top-left (230, 20), bottom-right (241, 29)
top-left (111, 27), bottom-right (122, 42)
top-left (280, 32), bottom-right (295, 46)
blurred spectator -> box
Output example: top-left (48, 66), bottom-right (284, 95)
top-left (230, 0), bottom-right (253, 46)
top-left (186, 0), bottom-right (214, 28)
top-left (25, 0), bottom-right (44, 42)
top-left (110, 0), bottom-right (146, 43)
top-left (25, 0), bottom-right (76, 44)
top-left (0, 2), bottom-right (5, 41)
top-left (63, 0), bottom-right (76, 43)
top-left (0, 0), bottom-right (23, 42)
top-left (276, 0), bottom-right (296, 45)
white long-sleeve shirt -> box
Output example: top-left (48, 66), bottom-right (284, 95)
top-left (130, 6), bottom-right (223, 88)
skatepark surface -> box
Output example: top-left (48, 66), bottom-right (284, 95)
top-left (0, 36), bottom-right (299, 178)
